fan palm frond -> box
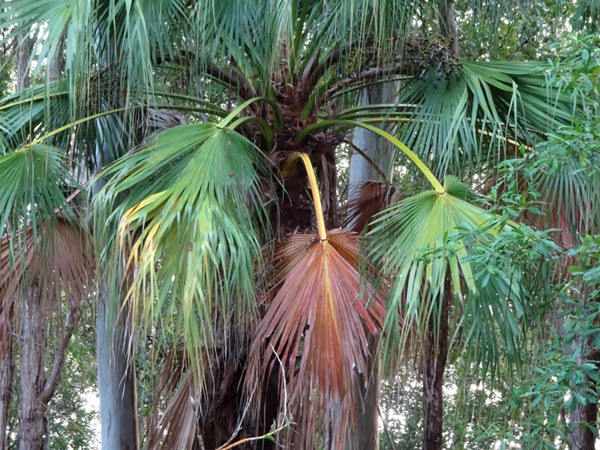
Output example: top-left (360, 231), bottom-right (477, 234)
top-left (248, 154), bottom-right (385, 448)
top-left (94, 122), bottom-right (269, 379)
top-left (396, 61), bottom-right (574, 177)
top-left (0, 82), bottom-right (70, 153)
top-left (0, 144), bottom-right (73, 242)
top-left (369, 176), bottom-right (525, 376)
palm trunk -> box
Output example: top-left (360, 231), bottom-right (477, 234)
top-left (350, 333), bottom-right (381, 450)
top-left (18, 287), bottom-right (47, 450)
top-left (93, 115), bottom-right (139, 448)
top-left (422, 279), bottom-right (451, 450)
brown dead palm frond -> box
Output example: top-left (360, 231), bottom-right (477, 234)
top-left (344, 180), bottom-right (401, 233)
top-left (0, 217), bottom-right (93, 310)
top-left (147, 345), bottom-right (202, 450)
top-left (247, 154), bottom-right (386, 449)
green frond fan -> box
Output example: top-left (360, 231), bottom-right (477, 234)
top-left (94, 121), bottom-right (270, 385)
top-left (368, 176), bottom-right (527, 379)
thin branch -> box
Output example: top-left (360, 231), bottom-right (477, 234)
top-left (217, 345), bottom-right (290, 450)
top-left (378, 403), bottom-right (397, 450)
top-left (216, 422), bottom-right (290, 450)
top-left (41, 307), bottom-right (80, 404)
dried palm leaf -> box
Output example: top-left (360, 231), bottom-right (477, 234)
top-left (248, 153), bottom-right (385, 449)
top-left (344, 180), bottom-right (401, 233)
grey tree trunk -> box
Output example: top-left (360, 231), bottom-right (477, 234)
top-left (568, 396), bottom-right (597, 450)
top-left (17, 35), bottom-right (35, 91)
top-left (96, 289), bottom-right (139, 450)
top-left (346, 81), bottom-right (398, 450)
top-left (47, 31), bottom-right (65, 82)
top-left (348, 83), bottom-right (397, 203)
top-left (18, 287), bottom-right (47, 450)
top-left (93, 149), bottom-right (139, 449)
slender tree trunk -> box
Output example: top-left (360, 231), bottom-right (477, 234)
top-left (566, 297), bottom-right (598, 449)
top-left (557, 281), bottom-right (598, 450)
top-left (18, 287), bottom-right (47, 450)
top-left (345, 82), bottom-right (397, 450)
top-left (47, 30), bottom-right (65, 82)
top-left (96, 287), bottom-right (139, 450)
top-left (16, 283), bottom-right (81, 449)
top-left (568, 391), bottom-right (597, 450)
top-left (17, 34), bottom-right (35, 91)
top-left (422, 278), bottom-right (451, 450)
top-left (567, 339), bottom-right (598, 450)
top-left (0, 305), bottom-right (14, 449)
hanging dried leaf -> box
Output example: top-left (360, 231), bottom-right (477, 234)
top-left (248, 229), bottom-right (385, 448)
top-left (344, 181), bottom-right (401, 233)
top-left (0, 218), bottom-right (92, 310)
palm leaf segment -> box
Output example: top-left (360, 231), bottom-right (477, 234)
top-left (94, 122), bottom-right (268, 378)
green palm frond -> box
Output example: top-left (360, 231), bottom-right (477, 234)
top-left (94, 122), bottom-right (270, 379)
top-left (396, 61), bottom-right (574, 177)
top-left (368, 177), bottom-right (525, 377)
top-left (0, 82), bottom-right (70, 153)
top-left (0, 145), bottom-right (73, 242)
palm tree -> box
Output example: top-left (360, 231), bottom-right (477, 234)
top-left (0, 1), bottom-right (585, 448)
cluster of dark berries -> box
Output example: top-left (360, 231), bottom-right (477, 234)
top-left (406, 34), bottom-right (462, 88)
